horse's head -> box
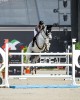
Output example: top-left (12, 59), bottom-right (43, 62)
top-left (41, 25), bottom-right (52, 51)
top-left (40, 25), bottom-right (52, 40)
top-left (45, 25), bottom-right (52, 40)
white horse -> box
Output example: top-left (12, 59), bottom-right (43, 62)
top-left (27, 25), bottom-right (52, 63)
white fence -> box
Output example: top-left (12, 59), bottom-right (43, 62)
top-left (0, 38), bottom-right (80, 88)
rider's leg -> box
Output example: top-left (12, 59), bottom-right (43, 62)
top-left (32, 30), bottom-right (37, 47)
top-left (34, 29), bottom-right (37, 36)
top-left (32, 37), bottom-right (36, 47)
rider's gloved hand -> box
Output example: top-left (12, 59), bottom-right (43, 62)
top-left (42, 25), bottom-right (45, 29)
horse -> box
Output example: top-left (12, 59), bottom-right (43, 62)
top-left (26, 25), bottom-right (52, 64)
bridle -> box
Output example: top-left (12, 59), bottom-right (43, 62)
top-left (35, 27), bottom-right (50, 51)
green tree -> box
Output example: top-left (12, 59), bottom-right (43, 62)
top-left (23, 46), bottom-right (28, 63)
top-left (75, 42), bottom-right (80, 50)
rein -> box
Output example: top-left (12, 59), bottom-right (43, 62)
top-left (35, 29), bottom-right (48, 50)
top-left (35, 40), bottom-right (45, 50)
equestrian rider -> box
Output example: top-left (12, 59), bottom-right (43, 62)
top-left (32, 21), bottom-right (45, 47)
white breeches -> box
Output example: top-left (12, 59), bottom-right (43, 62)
top-left (34, 29), bottom-right (37, 37)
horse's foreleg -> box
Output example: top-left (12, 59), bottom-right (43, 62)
top-left (45, 39), bottom-right (51, 51)
top-left (46, 42), bottom-right (51, 51)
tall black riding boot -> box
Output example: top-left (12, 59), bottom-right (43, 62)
top-left (32, 37), bottom-right (36, 47)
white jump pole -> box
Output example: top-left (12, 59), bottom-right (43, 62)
top-left (5, 43), bottom-right (9, 87)
top-left (9, 52), bottom-right (72, 55)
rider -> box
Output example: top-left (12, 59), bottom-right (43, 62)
top-left (32, 21), bottom-right (45, 47)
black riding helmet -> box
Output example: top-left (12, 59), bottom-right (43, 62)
top-left (39, 21), bottom-right (44, 25)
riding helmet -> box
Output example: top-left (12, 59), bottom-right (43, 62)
top-left (39, 21), bottom-right (44, 25)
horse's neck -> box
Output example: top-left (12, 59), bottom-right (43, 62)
top-left (37, 32), bottom-right (45, 46)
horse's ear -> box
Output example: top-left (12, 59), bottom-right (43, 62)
top-left (47, 25), bottom-right (52, 30)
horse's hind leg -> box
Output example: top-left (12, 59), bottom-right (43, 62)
top-left (26, 55), bottom-right (31, 63)
top-left (36, 55), bottom-right (40, 63)
top-left (32, 55), bottom-right (40, 63)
